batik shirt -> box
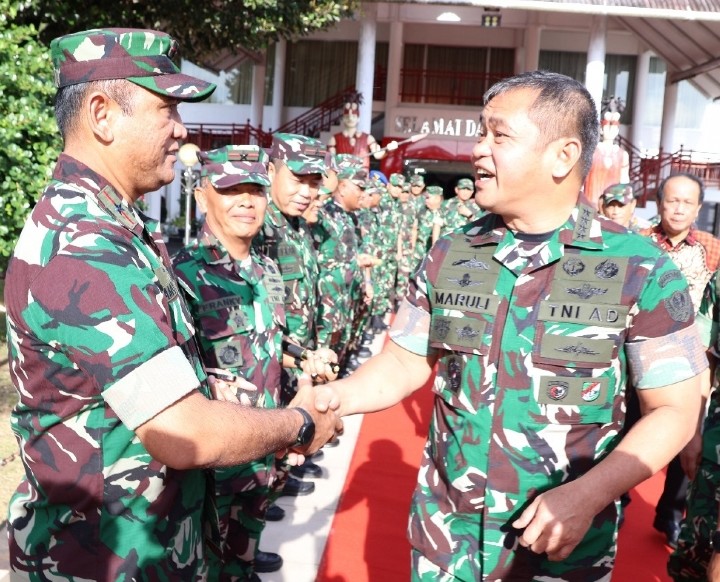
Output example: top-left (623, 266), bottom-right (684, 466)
top-left (642, 224), bottom-right (720, 312)
top-left (253, 202), bottom-right (318, 347)
top-left (391, 202), bottom-right (707, 581)
top-left (5, 154), bottom-right (212, 579)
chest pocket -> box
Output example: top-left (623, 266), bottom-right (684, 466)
top-left (530, 255), bottom-right (631, 425)
top-left (197, 293), bottom-right (255, 369)
top-left (428, 242), bottom-right (500, 356)
top-left (277, 241), bottom-right (303, 281)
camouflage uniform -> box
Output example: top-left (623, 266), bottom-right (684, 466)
top-left (4, 28), bottom-right (217, 580)
top-left (172, 146), bottom-right (285, 580)
top-left (412, 185), bottom-right (445, 269)
top-left (669, 270), bottom-right (720, 581)
top-left (390, 202), bottom-right (706, 581)
top-left (6, 155), bottom-right (215, 579)
top-left (395, 184), bottom-right (417, 305)
top-left (253, 134), bottom-right (325, 354)
top-left (442, 178), bottom-right (484, 236)
top-left (311, 155), bottom-right (366, 359)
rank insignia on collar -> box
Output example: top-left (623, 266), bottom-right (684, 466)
top-left (154, 266), bottom-right (179, 302)
top-left (547, 381), bottom-right (569, 401)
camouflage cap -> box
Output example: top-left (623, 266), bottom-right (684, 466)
top-left (401, 183), bottom-right (411, 193)
top-left (198, 145), bottom-right (271, 189)
top-left (335, 154), bottom-right (367, 183)
top-left (601, 183), bottom-right (635, 205)
top-left (389, 173), bottom-right (405, 186)
top-left (270, 133), bottom-right (327, 176)
top-left (457, 178), bottom-right (474, 190)
top-left (364, 182), bottom-right (382, 196)
top-left (410, 174), bottom-right (425, 186)
top-left (426, 185), bottom-right (444, 197)
top-left (50, 28), bottom-right (216, 102)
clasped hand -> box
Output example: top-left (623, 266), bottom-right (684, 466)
top-left (286, 374), bottom-right (343, 464)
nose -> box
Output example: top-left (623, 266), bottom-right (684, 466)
top-left (472, 136), bottom-right (490, 161)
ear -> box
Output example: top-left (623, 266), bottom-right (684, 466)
top-left (194, 185), bottom-right (208, 214)
top-left (268, 161), bottom-right (277, 182)
top-left (86, 91), bottom-right (117, 144)
top-left (628, 199), bottom-right (637, 212)
top-left (551, 137), bottom-right (582, 179)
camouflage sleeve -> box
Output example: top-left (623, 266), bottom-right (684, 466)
top-left (390, 256), bottom-right (436, 356)
top-left (25, 236), bottom-right (200, 429)
top-left (625, 255), bottom-right (708, 389)
top-left (697, 270), bottom-right (719, 354)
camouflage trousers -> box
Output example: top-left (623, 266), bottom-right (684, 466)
top-left (316, 270), bottom-right (351, 354)
top-left (395, 252), bottom-right (413, 308)
top-left (371, 256), bottom-right (397, 315)
top-left (412, 548), bottom-right (613, 582)
top-left (668, 460), bottom-right (720, 581)
top-left (208, 454), bottom-right (275, 581)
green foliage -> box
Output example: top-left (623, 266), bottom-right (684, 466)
top-left (13, 0), bottom-right (359, 61)
top-left (0, 0), bottom-right (60, 274)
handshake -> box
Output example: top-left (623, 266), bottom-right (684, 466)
top-left (285, 373), bottom-right (344, 463)
top-left (207, 368), bottom-right (344, 464)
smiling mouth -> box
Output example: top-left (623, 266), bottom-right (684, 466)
top-left (476, 169), bottom-right (495, 181)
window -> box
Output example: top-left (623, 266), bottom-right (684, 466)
top-left (401, 44), bottom-right (514, 106)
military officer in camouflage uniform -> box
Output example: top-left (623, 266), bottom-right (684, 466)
top-left (668, 271), bottom-right (720, 581)
top-left (316, 71), bottom-right (705, 581)
top-left (442, 177), bottom-right (484, 236)
top-left (395, 182), bottom-right (417, 306)
top-left (4, 28), bottom-right (339, 581)
top-left (311, 155), bottom-right (374, 367)
top-left (411, 185), bottom-right (445, 269)
top-left (172, 145), bottom-right (289, 581)
top-left (409, 173), bottom-right (427, 215)
top-left (254, 133), bottom-right (339, 494)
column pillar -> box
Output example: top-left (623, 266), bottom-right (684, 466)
top-left (586, 14), bottom-right (607, 114)
top-left (659, 79), bottom-right (678, 158)
top-left (267, 38), bottom-right (286, 133)
top-left (524, 25), bottom-right (541, 72)
top-left (356, 5), bottom-right (377, 134)
top-left (250, 53), bottom-right (267, 129)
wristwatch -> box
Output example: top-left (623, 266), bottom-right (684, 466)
top-left (712, 530), bottom-right (720, 552)
top-left (293, 407), bottom-right (316, 447)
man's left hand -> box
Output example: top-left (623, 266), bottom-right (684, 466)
top-left (512, 481), bottom-right (595, 561)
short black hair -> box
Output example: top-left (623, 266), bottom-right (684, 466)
top-left (54, 79), bottom-right (135, 141)
top-left (484, 70), bottom-right (600, 179)
top-left (656, 172), bottom-right (705, 204)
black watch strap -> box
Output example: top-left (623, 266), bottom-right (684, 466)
top-left (293, 407), bottom-right (315, 447)
top-left (712, 530), bottom-right (720, 552)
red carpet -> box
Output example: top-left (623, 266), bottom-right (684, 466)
top-left (318, 378), bottom-right (673, 581)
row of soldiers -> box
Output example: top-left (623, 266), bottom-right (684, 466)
top-left (168, 132), bottom-right (484, 580)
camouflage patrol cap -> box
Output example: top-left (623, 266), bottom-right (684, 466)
top-left (426, 185), bottom-right (443, 197)
top-left (335, 154), bottom-right (367, 183)
top-left (50, 28), bottom-right (216, 102)
top-left (601, 183), bottom-right (635, 206)
top-left (457, 178), bottom-right (474, 190)
top-left (401, 183), bottom-right (411, 193)
top-left (389, 173), bottom-right (405, 186)
top-left (270, 133), bottom-right (327, 176)
top-left (364, 182), bottom-right (382, 197)
top-left (198, 145), bottom-right (271, 189)
top-left (410, 174), bottom-right (425, 186)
